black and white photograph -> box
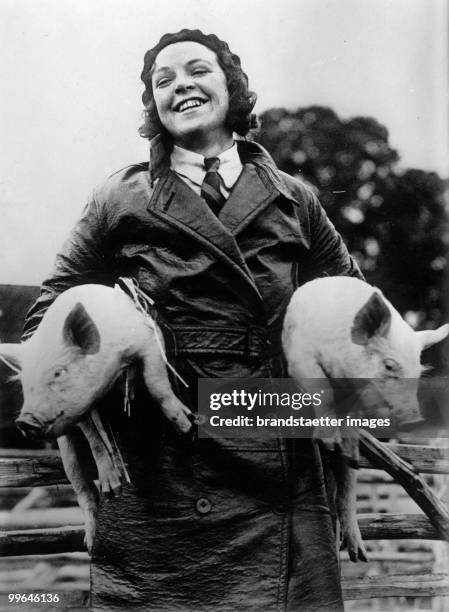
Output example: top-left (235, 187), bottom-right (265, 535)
top-left (1, 1), bottom-right (448, 610)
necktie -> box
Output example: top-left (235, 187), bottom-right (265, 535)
top-left (201, 157), bottom-right (225, 215)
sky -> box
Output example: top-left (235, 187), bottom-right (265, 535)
top-left (1, 0), bottom-right (448, 285)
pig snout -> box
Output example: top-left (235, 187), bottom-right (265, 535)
top-left (16, 413), bottom-right (48, 439)
top-left (392, 403), bottom-right (424, 431)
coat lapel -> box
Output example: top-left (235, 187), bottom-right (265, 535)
top-left (219, 164), bottom-right (279, 235)
top-left (147, 172), bottom-right (264, 303)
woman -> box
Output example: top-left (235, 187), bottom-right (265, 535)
top-left (24, 29), bottom-right (361, 611)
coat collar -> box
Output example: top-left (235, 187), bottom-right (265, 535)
top-left (149, 134), bottom-right (299, 206)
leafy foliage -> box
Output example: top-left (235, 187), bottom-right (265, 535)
top-left (256, 106), bottom-right (449, 327)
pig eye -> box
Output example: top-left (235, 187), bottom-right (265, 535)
top-left (53, 367), bottom-right (67, 380)
top-left (383, 359), bottom-right (399, 374)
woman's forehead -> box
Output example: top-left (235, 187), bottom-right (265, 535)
top-left (152, 41), bottom-right (218, 73)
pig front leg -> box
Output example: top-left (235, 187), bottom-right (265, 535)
top-left (78, 410), bottom-right (123, 497)
top-left (334, 457), bottom-right (368, 562)
top-left (139, 325), bottom-right (193, 434)
top-left (57, 433), bottom-right (99, 554)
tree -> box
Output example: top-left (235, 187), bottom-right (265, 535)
top-left (256, 106), bottom-right (448, 327)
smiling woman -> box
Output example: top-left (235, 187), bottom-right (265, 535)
top-left (23, 28), bottom-right (362, 612)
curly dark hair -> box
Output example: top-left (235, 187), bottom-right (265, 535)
top-left (139, 29), bottom-right (258, 140)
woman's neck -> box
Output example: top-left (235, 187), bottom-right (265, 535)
top-left (175, 130), bottom-right (234, 158)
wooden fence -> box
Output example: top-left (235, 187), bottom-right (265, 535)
top-left (1, 434), bottom-right (449, 609)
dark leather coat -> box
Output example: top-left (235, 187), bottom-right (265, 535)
top-left (24, 137), bottom-right (361, 612)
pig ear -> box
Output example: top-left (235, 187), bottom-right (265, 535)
top-left (351, 292), bottom-right (391, 346)
top-left (0, 343), bottom-right (22, 370)
top-left (63, 302), bottom-right (101, 354)
top-left (416, 323), bottom-right (449, 351)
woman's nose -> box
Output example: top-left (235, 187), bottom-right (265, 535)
top-left (174, 76), bottom-right (195, 94)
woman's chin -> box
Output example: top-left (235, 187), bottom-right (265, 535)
top-left (173, 127), bottom-right (233, 154)
top-left (173, 125), bottom-right (209, 146)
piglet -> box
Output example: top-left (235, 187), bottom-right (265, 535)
top-left (1, 283), bottom-right (192, 551)
top-left (282, 276), bottom-right (448, 561)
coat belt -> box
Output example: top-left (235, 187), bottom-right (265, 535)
top-left (160, 324), bottom-right (284, 360)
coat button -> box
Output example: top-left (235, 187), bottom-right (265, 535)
top-left (273, 500), bottom-right (289, 515)
top-left (196, 498), bottom-right (212, 514)
top-left (192, 414), bottom-right (206, 426)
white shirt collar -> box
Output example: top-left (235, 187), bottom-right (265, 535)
top-left (170, 142), bottom-right (243, 189)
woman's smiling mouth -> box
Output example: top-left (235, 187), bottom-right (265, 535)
top-left (175, 97), bottom-right (208, 113)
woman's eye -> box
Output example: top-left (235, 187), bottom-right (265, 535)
top-left (155, 75), bottom-right (172, 88)
top-left (192, 69), bottom-right (207, 76)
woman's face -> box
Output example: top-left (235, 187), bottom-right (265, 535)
top-left (151, 41), bottom-right (232, 151)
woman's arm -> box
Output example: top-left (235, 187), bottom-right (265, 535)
top-left (278, 171), bottom-right (363, 284)
top-left (22, 194), bottom-right (114, 340)
top-left (301, 189), bottom-right (363, 283)
top-left (288, 183), bottom-right (364, 285)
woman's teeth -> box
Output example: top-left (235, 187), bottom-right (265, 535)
top-left (177, 99), bottom-right (205, 112)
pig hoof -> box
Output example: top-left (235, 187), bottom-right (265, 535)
top-left (83, 517), bottom-right (96, 555)
top-left (84, 533), bottom-right (93, 555)
top-left (340, 532), bottom-right (368, 563)
top-left (103, 482), bottom-right (122, 499)
top-left (163, 400), bottom-right (193, 435)
top-left (112, 482), bottom-right (122, 496)
top-left (100, 477), bottom-right (122, 498)
top-left (96, 456), bottom-right (123, 498)
top-left (175, 417), bottom-right (193, 435)
top-left (178, 404), bottom-right (194, 432)
top-left (340, 515), bottom-right (368, 562)
top-left (358, 547), bottom-right (368, 562)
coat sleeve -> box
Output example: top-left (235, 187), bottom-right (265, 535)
top-left (300, 189), bottom-right (364, 283)
top-left (22, 193), bottom-right (114, 340)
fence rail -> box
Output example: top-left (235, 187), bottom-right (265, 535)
top-left (341, 573), bottom-right (449, 600)
top-left (1, 442), bottom-right (448, 488)
top-left (0, 512), bottom-right (444, 558)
